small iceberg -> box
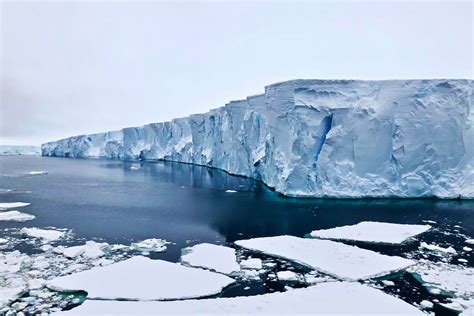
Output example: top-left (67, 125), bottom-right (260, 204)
top-left (0, 211), bottom-right (35, 222)
top-left (53, 282), bottom-right (423, 315)
top-left (224, 190), bottom-right (237, 193)
top-left (309, 222), bottom-right (431, 245)
top-left (419, 242), bottom-right (457, 254)
top-left (47, 256), bottom-right (235, 301)
top-left (180, 243), bottom-right (240, 275)
top-left (55, 241), bottom-right (108, 259)
top-left (235, 235), bottom-right (414, 280)
top-left (0, 202), bottom-right (31, 209)
top-left (20, 228), bottom-right (66, 243)
top-left (239, 258), bottom-right (263, 270)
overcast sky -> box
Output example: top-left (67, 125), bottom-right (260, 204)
top-left (1, 1), bottom-right (472, 146)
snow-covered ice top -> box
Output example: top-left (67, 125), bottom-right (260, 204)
top-left (47, 256), bottom-right (235, 300)
top-left (310, 221), bottom-right (431, 244)
top-left (53, 281), bottom-right (423, 315)
top-left (42, 79), bottom-right (474, 198)
top-left (0, 211), bottom-right (35, 222)
top-left (235, 235), bottom-right (414, 280)
top-left (20, 228), bottom-right (66, 242)
top-left (180, 243), bottom-right (240, 275)
top-left (0, 202), bottom-right (31, 209)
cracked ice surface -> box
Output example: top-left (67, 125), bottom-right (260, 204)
top-left (235, 235), bottom-right (414, 280)
top-left (310, 222), bottom-right (431, 244)
top-left (47, 256), bottom-right (235, 300)
top-left (180, 243), bottom-right (240, 275)
top-left (53, 282), bottom-right (423, 315)
top-left (42, 79), bottom-right (474, 199)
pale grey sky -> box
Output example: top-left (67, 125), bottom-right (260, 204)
top-left (1, 1), bottom-right (472, 146)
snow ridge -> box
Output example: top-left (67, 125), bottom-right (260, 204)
top-left (41, 79), bottom-right (474, 198)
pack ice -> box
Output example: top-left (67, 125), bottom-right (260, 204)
top-left (41, 79), bottom-right (474, 198)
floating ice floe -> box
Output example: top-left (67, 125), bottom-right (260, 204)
top-left (55, 281), bottom-right (423, 315)
top-left (47, 256), bottom-right (235, 301)
top-left (130, 238), bottom-right (169, 253)
top-left (235, 235), bottom-right (414, 280)
top-left (0, 211), bottom-right (35, 222)
top-left (54, 241), bottom-right (108, 259)
top-left (419, 242), bottom-right (457, 254)
top-left (224, 190), bottom-right (237, 193)
top-left (419, 300), bottom-right (434, 309)
top-left (20, 228), bottom-right (66, 243)
top-left (0, 237), bottom-right (8, 244)
top-left (309, 222), bottom-right (431, 245)
top-left (408, 260), bottom-right (474, 314)
top-left (180, 243), bottom-right (240, 275)
top-left (239, 257), bottom-right (262, 270)
top-left (28, 171), bottom-right (48, 175)
top-left (277, 271), bottom-right (300, 282)
top-left (0, 202), bottom-right (31, 209)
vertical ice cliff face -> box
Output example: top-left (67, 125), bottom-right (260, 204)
top-left (42, 80), bottom-right (474, 198)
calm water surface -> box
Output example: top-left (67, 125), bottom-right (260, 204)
top-left (0, 156), bottom-right (473, 313)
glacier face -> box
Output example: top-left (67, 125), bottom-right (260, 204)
top-left (42, 79), bottom-right (474, 199)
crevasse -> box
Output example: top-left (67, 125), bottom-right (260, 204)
top-left (42, 79), bottom-right (474, 199)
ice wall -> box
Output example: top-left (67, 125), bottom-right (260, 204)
top-left (42, 80), bottom-right (474, 198)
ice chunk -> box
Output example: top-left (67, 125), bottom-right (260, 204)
top-left (180, 243), bottom-right (240, 275)
top-left (0, 211), bottom-right (35, 222)
top-left (47, 256), bottom-right (235, 300)
top-left (239, 258), bottom-right (262, 270)
top-left (310, 222), bottom-right (431, 244)
top-left (0, 237), bottom-right (8, 244)
top-left (419, 300), bottom-right (434, 309)
top-left (235, 235), bottom-right (414, 280)
top-left (277, 271), bottom-right (300, 282)
top-left (0, 202), bottom-right (31, 209)
top-left (465, 239), bottom-right (474, 245)
top-left (55, 241), bottom-right (108, 259)
top-left (20, 228), bottom-right (66, 242)
top-left (130, 238), bottom-right (169, 253)
top-left (419, 242), bottom-right (457, 254)
top-left (28, 171), bottom-right (48, 175)
top-left (224, 190), bottom-right (237, 193)
top-left (382, 280), bottom-right (395, 286)
top-left (55, 282), bottom-right (423, 315)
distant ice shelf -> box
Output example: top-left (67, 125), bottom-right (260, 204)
top-left (41, 79), bottom-right (474, 199)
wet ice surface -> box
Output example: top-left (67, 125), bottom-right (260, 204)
top-left (0, 156), bottom-right (473, 315)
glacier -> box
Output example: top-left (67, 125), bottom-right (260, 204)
top-left (41, 79), bottom-right (474, 199)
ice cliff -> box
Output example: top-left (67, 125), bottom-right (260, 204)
top-left (42, 80), bottom-right (474, 198)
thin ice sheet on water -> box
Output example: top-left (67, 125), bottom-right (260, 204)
top-left (54, 282), bottom-right (423, 315)
top-left (47, 256), bottom-right (235, 300)
top-left (310, 221), bottom-right (431, 245)
top-left (180, 243), bottom-right (240, 275)
top-left (0, 211), bottom-right (35, 222)
top-left (0, 202), bottom-right (31, 209)
top-left (235, 235), bottom-right (414, 280)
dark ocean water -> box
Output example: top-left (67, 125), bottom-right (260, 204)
top-left (0, 156), bottom-right (472, 314)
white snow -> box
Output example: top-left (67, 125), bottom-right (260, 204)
top-left (20, 228), bottom-right (65, 242)
top-left (180, 243), bottom-right (240, 275)
top-left (419, 242), bottom-right (457, 254)
top-left (47, 256), bottom-right (235, 300)
top-left (239, 257), bottom-right (263, 270)
top-left (464, 239), bottom-right (474, 245)
top-left (382, 280), bottom-right (395, 286)
top-left (235, 235), bottom-right (414, 280)
top-left (130, 238), bottom-right (169, 253)
top-left (277, 270), bottom-right (299, 282)
top-left (0, 202), bottom-right (31, 209)
top-left (310, 222), bottom-right (431, 244)
top-left (0, 211), bottom-right (35, 222)
top-left (463, 246), bottom-right (472, 252)
top-left (54, 281), bottom-right (423, 315)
